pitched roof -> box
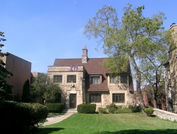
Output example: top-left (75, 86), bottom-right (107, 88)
top-left (54, 58), bottom-right (109, 74)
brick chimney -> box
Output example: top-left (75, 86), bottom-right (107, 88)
top-left (82, 46), bottom-right (88, 63)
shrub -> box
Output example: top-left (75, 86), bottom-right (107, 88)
top-left (115, 107), bottom-right (131, 114)
top-left (77, 104), bottom-right (96, 113)
top-left (45, 103), bottom-right (65, 113)
top-left (0, 101), bottom-right (48, 133)
top-left (99, 107), bottom-right (108, 114)
top-left (106, 103), bottom-right (118, 113)
top-left (129, 105), bottom-right (141, 112)
top-left (21, 79), bottom-right (30, 102)
top-left (144, 108), bottom-right (154, 116)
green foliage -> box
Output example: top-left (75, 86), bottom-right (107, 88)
top-left (45, 103), bottom-right (65, 113)
top-left (144, 108), bottom-right (154, 116)
top-left (98, 107), bottom-right (108, 114)
top-left (129, 105), bottom-right (142, 112)
top-left (21, 79), bottom-right (30, 102)
top-left (31, 73), bottom-right (62, 104)
top-left (84, 3), bottom-right (174, 111)
top-left (77, 104), bottom-right (96, 114)
top-left (0, 31), bottom-right (13, 100)
top-left (106, 103), bottom-right (118, 113)
top-left (0, 100), bottom-right (48, 133)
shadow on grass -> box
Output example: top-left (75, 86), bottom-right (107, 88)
top-left (93, 129), bottom-right (177, 134)
top-left (33, 128), bottom-right (64, 134)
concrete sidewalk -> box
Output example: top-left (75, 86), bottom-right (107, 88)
top-left (39, 109), bottom-right (77, 126)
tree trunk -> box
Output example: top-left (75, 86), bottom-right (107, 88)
top-left (130, 56), bottom-right (146, 113)
top-left (151, 85), bottom-right (157, 108)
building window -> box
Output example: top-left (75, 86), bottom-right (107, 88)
top-left (91, 76), bottom-right (100, 84)
top-left (54, 75), bottom-right (62, 83)
top-left (67, 75), bottom-right (76, 83)
top-left (112, 93), bottom-right (125, 103)
top-left (110, 76), bottom-right (116, 83)
top-left (90, 94), bottom-right (101, 103)
top-left (121, 76), bottom-right (127, 83)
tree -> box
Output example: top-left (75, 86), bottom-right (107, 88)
top-left (31, 73), bottom-right (62, 104)
top-left (84, 4), bottom-right (171, 112)
top-left (0, 31), bottom-right (13, 100)
top-left (21, 79), bottom-right (30, 102)
top-left (140, 58), bottom-right (166, 108)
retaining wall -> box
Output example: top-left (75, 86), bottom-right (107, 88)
top-left (153, 108), bottom-right (177, 122)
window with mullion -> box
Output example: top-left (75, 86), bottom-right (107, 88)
top-left (90, 94), bottom-right (101, 103)
top-left (54, 75), bottom-right (62, 83)
top-left (112, 93), bottom-right (125, 103)
top-left (91, 77), bottom-right (100, 84)
top-left (110, 76), bottom-right (116, 83)
top-left (67, 75), bottom-right (76, 83)
top-left (121, 76), bottom-right (127, 83)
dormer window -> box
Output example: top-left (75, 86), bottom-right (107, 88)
top-left (90, 74), bottom-right (102, 84)
top-left (91, 76), bottom-right (100, 84)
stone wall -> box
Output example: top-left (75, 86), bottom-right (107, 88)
top-left (153, 108), bottom-right (177, 122)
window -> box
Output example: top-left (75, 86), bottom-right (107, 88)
top-left (67, 75), bottom-right (76, 83)
top-left (90, 94), bottom-right (101, 103)
top-left (91, 76), bottom-right (100, 84)
top-left (121, 76), bottom-right (127, 83)
top-left (54, 75), bottom-right (62, 83)
top-left (110, 76), bottom-right (116, 83)
top-left (112, 93), bottom-right (125, 103)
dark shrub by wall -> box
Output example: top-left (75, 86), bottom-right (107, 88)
top-left (0, 101), bottom-right (48, 134)
top-left (129, 105), bottom-right (141, 112)
top-left (45, 103), bottom-right (65, 113)
top-left (77, 104), bottom-right (96, 113)
top-left (99, 107), bottom-right (108, 114)
top-left (21, 79), bottom-right (30, 102)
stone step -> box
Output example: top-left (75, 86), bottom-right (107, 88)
top-left (63, 108), bottom-right (77, 113)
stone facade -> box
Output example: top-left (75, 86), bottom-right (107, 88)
top-left (164, 23), bottom-right (177, 113)
top-left (48, 66), bottom-right (85, 108)
top-left (48, 47), bottom-right (135, 110)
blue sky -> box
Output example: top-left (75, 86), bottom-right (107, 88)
top-left (1, 0), bottom-right (177, 73)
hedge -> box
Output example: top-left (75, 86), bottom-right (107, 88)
top-left (0, 101), bottom-right (48, 134)
top-left (45, 103), bottom-right (65, 113)
top-left (77, 104), bottom-right (96, 113)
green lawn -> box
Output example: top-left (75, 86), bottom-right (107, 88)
top-left (35, 113), bottom-right (177, 134)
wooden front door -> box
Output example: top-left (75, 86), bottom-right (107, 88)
top-left (70, 94), bottom-right (76, 108)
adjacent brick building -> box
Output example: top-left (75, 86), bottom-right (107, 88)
top-left (2, 52), bottom-right (31, 100)
top-left (48, 46), bottom-right (135, 110)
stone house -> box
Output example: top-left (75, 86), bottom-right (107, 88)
top-left (48, 46), bottom-right (135, 110)
top-left (164, 23), bottom-right (177, 113)
top-left (2, 52), bottom-right (31, 100)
